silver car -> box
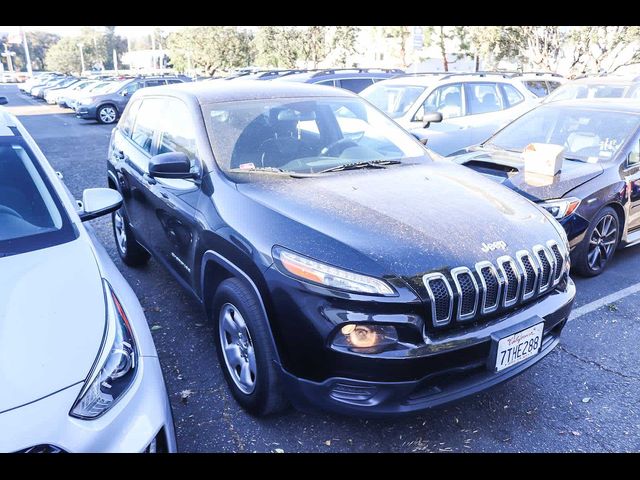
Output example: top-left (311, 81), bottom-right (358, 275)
top-left (360, 72), bottom-right (539, 156)
top-left (0, 107), bottom-right (177, 453)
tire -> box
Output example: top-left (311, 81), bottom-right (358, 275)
top-left (97, 104), bottom-right (118, 124)
top-left (572, 206), bottom-right (620, 277)
top-left (112, 207), bottom-right (150, 267)
top-left (212, 278), bottom-right (289, 416)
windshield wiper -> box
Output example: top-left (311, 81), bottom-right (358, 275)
top-left (563, 156), bottom-right (587, 163)
top-left (318, 159), bottom-right (401, 174)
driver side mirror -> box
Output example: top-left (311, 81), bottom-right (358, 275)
top-left (120, 90), bottom-right (128, 96)
top-left (628, 148), bottom-right (640, 167)
top-left (149, 152), bottom-right (197, 179)
top-left (0, 96), bottom-right (8, 105)
top-left (421, 111), bottom-right (443, 129)
top-left (79, 188), bottom-right (122, 222)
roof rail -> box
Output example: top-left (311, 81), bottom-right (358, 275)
top-left (508, 71), bottom-right (564, 78)
top-left (310, 67), bottom-right (404, 78)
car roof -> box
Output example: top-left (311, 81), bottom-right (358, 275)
top-left (567, 76), bottom-right (638, 85)
top-left (373, 73), bottom-right (523, 87)
top-left (133, 79), bottom-right (357, 105)
top-left (279, 70), bottom-right (397, 82)
top-left (540, 98), bottom-right (640, 113)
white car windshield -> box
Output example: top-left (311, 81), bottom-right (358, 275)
top-left (205, 96), bottom-right (430, 176)
top-left (361, 83), bottom-right (427, 118)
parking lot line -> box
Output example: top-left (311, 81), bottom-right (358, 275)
top-left (569, 282), bottom-right (640, 321)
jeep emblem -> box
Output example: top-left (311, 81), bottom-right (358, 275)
top-left (481, 241), bottom-right (507, 253)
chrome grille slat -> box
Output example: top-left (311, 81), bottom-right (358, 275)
top-left (422, 272), bottom-right (453, 327)
top-left (451, 267), bottom-right (479, 321)
top-left (423, 240), bottom-right (567, 329)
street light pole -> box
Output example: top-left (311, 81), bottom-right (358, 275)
top-left (20, 26), bottom-right (33, 77)
top-left (77, 43), bottom-right (85, 75)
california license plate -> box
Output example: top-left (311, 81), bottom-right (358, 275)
top-left (495, 323), bottom-right (544, 372)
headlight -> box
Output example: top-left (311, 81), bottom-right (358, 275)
top-left (273, 246), bottom-right (396, 296)
top-left (79, 97), bottom-right (95, 105)
top-left (539, 197), bottom-right (581, 220)
top-left (70, 280), bottom-right (138, 419)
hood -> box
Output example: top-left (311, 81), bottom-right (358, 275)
top-left (235, 160), bottom-right (563, 279)
top-left (453, 148), bottom-right (604, 201)
top-left (0, 239), bottom-right (105, 413)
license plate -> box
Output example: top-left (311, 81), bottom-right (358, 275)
top-left (495, 323), bottom-right (544, 372)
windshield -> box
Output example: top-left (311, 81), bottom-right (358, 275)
top-left (545, 82), bottom-right (630, 103)
top-left (361, 83), bottom-right (427, 118)
top-left (205, 96), bottom-right (429, 177)
top-left (0, 139), bottom-right (76, 256)
top-left (89, 81), bottom-right (116, 93)
top-left (485, 105), bottom-right (640, 162)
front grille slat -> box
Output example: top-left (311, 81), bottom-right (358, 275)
top-left (424, 240), bottom-right (567, 331)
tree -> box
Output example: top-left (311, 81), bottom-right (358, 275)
top-left (331, 26), bottom-right (360, 67)
top-left (383, 26), bottom-right (411, 68)
top-left (566, 26), bottom-right (640, 76)
top-left (299, 26), bottom-right (329, 68)
top-left (45, 36), bottom-right (84, 74)
top-left (254, 26), bottom-right (302, 68)
top-left (168, 27), bottom-right (254, 75)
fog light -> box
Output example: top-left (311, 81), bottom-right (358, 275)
top-left (333, 324), bottom-right (398, 352)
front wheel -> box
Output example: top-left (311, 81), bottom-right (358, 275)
top-left (97, 104), bottom-right (118, 124)
top-left (212, 278), bottom-right (288, 416)
top-left (572, 206), bottom-right (620, 277)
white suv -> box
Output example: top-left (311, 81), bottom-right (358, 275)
top-left (360, 72), bottom-right (540, 156)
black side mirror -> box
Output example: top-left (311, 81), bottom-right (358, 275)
top-left (0, 96), bottom-right (8, 105)
top-left (149, 152), bottom-right (196, 179)
top-left (422, 111), bottom-right (443, 129)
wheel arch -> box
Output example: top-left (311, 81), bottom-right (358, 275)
top-left (200, 250), bottom-right (282, 365)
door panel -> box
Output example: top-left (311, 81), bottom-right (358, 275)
top-left (624, 139), bottom-right (640, 232)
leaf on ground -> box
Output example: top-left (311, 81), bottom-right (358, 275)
top-left (195, 323), bottom-right (205, 327)
top-left (571, 431), bottom-right (581, 436)
top-left (324, 440), bottom-right (331, 446)
top-left (180, 389), bottom-right (194, 402)
top-left (274, 448), bottom-right (284, 453)
top-left (151, 325), bottom-right (163, 331)
top-left (582, 397), bottom-right (591, 403)
top-left (607, 303), bottom-right (618, 312)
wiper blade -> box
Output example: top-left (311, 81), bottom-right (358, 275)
top-left (318, 159), bottom-right (401, 174)
top-left (563, 156), bottom-right (586, 163)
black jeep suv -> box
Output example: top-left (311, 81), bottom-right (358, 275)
top-left (107, 80), bottom-right (575, 416)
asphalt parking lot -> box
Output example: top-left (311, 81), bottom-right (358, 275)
top-left (3, 83), bottom-right (640, 453)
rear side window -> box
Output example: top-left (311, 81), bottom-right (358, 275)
top-left (120, 99), bottom-right (142, 138)
top-left (144, 79), bottom-right (166, 87)
top-left (524, 80), bottom-right (548, 97)
top-left (464, 83), bottom-right (503, 115)
top-left (502, 84), bottom-right (525, 107)
top-left (157, 98), bottom-right (199, 172)
top-left (130, 98), bottom-right (166, 155)
top-left (547, 81), bottom-right (562, 93)
top-left (167, 79), bottom-right (183, 84)
top-left (316, 79), bottom-right (336, 87)
top-left (121, 81), bottom-right (141, 96)
top-left (338, 78), bottom-right (374, 93)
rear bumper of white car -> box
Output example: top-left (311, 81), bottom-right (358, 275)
top-left (0, 355), bottom-right (177, 453)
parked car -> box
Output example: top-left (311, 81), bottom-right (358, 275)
top-left (64, 81), bottom-right (113, 110)
top-left (32, 76), bottom-right (78, 99)
top-left (276, 68), bottom-right (404, 93)
top-left (107, 80), bottom-right (574, 416)
top-left (75, 76), bottom-right (189, 124)
top-left (19, 72), bottom-right (62, 93)
top-left (0, 106), bottom-right (177, 452)
top-left (544, 75), bottom-right (640, 103)
top-left (45, 79), bottom-right (94, 105)
top-left (509, 72), bottom-right (566, 98)
top-left (452, 98), bottom-right (640, 276)
top-left (360, 72), bottom-right (540, 156)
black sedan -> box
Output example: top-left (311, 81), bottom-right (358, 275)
top-left (452, 99), bottom-right (640, 276)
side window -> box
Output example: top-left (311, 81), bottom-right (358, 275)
top-left (157, 99), bottom-right (199, 172)
top-left (167, 79), bottom-right (182, 84)
top-left (120, 99), bottom-right (142, 138)
top-left (524, 80), bottom-right (548, 97)
top-left (338, 78), bottom-right (374, 93)
top-left (547, 81), bottom-right (562, 93)
top-left (144, 79), bottom-right (165, 88)
top-left (417, 83), bottom-right (463, 120)
top-left (130, 98), bottom-right (166, 158)
top-left (628, 138), bottom-right (640, 167)
top-left (501, 84), bottom-right (525, 107)
top-left (121, 81), bottom-right (141, 96)
top-left (464, 83), bottom-right (504, 115)
top-left (316, 80), bottom-right (336, 87)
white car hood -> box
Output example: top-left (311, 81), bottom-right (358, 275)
top-left (0, 238), bottom-right (105, 413)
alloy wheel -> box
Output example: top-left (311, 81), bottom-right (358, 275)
top-left (99, 106), bottom-right (117, 123)
top-left (114, 210), bottom-right (127, 254)
top-left (587, 213), bottom-right (617, 271)
top-left (218, 303), bottom-right (257, 394)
